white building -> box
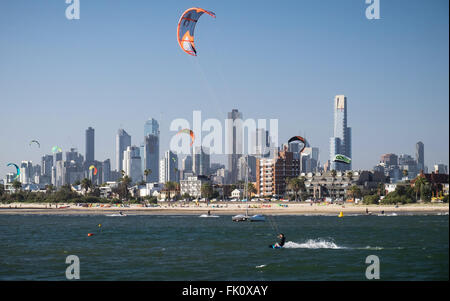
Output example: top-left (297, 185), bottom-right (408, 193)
top-left (123, 146), bottom-right (142, 184)
top-left (139, 182), bottom-right (163, 197)
top-left (159, 150), bottom-right (178, 183)
top-left (231, 189), bottom-right (243, 199)
top-left (180, 175), bottom-right (210, 198)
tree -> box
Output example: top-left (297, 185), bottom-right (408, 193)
top-left (12, 180), bottom-right (22, 191)
top-left (377, 182), bottom-right (385, 197)
top-left (331, 170), bottom-right (337, 179)
top-left (347, 185), bottom-right (361, 202)
top-left (287, 177), bottom-right (306, 201)
top-left (402, 169), bottom-right (408, 178)
top-left (346, 171), bottom-right (353, 181)
top-left (144, 169), bottom-right (151, 182)
top-left (247, 183), bottom-right (257, 197)
top-left (201, 183), bottom-right (214, 200)
top-left (45, 184), bottom-right (55, 195)
top-left (414, 176), bottom-right (428, 202)
top-left (81, 178), bottom-right (92, 195)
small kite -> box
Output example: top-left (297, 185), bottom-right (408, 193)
top-left (333, 154), bottom-right (351, 164)
top-left (29, 140), bottom-right (40, 148)
top-left (176, 129), bottom-right (195, 146)
top-left (288, 136), bottom-right (308, 154)
top-left (52, 146), bottom-right (62, 153)
top-left (89, 165), bottom-right (98, 176)
top-left (177, 7), bottom-right (216, 56)
top-left (7, 163), bottom-right (20, 180)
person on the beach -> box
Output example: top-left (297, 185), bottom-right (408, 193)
top-left (207, 210), bottom-right (211, 216)
top-left (366, 208), bottom-right (369, 214)
top-left (273, 233), bottom-right (286, 248)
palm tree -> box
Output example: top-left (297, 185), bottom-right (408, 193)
top-left (377, 182), bottom-right (385, 197)
top-left (201, 183), bottom-right (214, 200)
top-left (247, 182), bottom-right (257, 197)
top-left (118, 175), bottom-right (132, 200)
top-left (45, 184), bottom-right (55, 195)
top-left (144, 169), bottom-right (151, 182)
top-left (346, 171), bottom-right (353, 181)
top-left (81, 178), bottom-right (92, 195)
top-left (414, 176), bottom-right (428, 201)
top-left (347, 185), bottom-right (361, 202)
top-left (402, 169), bottom-right (408, 178)
top-left (287, 177), bottom-right (306, 201)
top-left (331, 170), bottom-right (337, 179)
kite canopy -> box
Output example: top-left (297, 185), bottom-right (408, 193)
top-left (177, 7), bottom-right (215, 56)
top-left (89, 165), bottom-right (98, 176)
top-left (7, 163), bottom-right (20, 180)
top-left (333, 154), bottom-right (351, 164)
top-left (29, 140), bottom-right (40, 148)
top-left (52, 146), bottom-right (62, 153)
top-left (177, 128), bottom-right (195, 146)
top-left (287, 136), bottom-right (308, 154)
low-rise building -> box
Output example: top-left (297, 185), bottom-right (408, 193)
top-left (180, 175), bottom-right (210, 199)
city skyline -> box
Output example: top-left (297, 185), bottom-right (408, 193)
top-left (0, 0), bottom-right (448, 177)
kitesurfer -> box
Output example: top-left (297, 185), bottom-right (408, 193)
top-left (273, 233), bottom-right (286, 248)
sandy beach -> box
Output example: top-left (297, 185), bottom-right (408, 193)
top-left (0, 202), bottom-right (448, 216)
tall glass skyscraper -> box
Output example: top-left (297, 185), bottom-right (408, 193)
top-left (116, 129), bottom-right (131, 172)
top-left (330, 95), bottom-right (352, 171)
top-left (85, 127), bottom-right (95, 163)
top-left (144, 118), bottom-right (160, 137)
top-left (226, 109), bottom-right (243, 184)
top-left (142, 118), bottom-right (160, 183)
top-left (416, 141), bottom-right (424, 171)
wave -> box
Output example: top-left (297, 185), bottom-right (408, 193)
top-left (283, 239), bottom-right (346, 249)
top-left (255, 264), bottom-right (266, 269)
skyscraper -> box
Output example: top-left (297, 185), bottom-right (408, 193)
top-left (159, 150), bottom-right (178, 183)
top-left (85, 127), bottom-right (95, 163)
top-left (226, 109), bottom-right (243, 184)
top-left (330, 95), bottom-right (352, 171)
top-left (143, 134), bottom-right (159, 182)
top-left (41, 155), bottom-right (53, 177)
top-left (116, 129), bottom-right (131, 172)
top-left (102, 159), bottom-right (111, 183)
top-left (182, 155), bottom-right (193, 173)
top-left (123, 146), bottom-right (142, 184)
top-left (193, 147), bottom-right (210, 176)
top-left (144, 118), bottom-right (160, 137)
top-left (416, 141), bottom-right (424, 171)
top-left (142, 118), bottom-right (160, 183)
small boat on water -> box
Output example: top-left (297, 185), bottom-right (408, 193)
top-left (249, 214), bottom-right (265, 222)
top-left (200, 214), bottom-right (219, 218)
top-left (232, 214), bottom-right (249, 222)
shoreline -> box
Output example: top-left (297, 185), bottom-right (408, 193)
top-left (0, 202), bottom-right (448, 216)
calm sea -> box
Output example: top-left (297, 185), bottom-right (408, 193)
top-left (0, 213), bottom-right (448, 280)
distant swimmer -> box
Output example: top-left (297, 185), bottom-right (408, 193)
top-left (271, 233), bottom-right (286, 248)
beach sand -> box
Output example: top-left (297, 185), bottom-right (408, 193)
top-left (0, 202), bottom-right (448, 216)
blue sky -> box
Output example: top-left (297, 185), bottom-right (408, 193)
top-left (0, 0), bottom-right (448, 176)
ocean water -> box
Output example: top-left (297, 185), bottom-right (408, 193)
top-left (0, 213), bottom-right (448, 280)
